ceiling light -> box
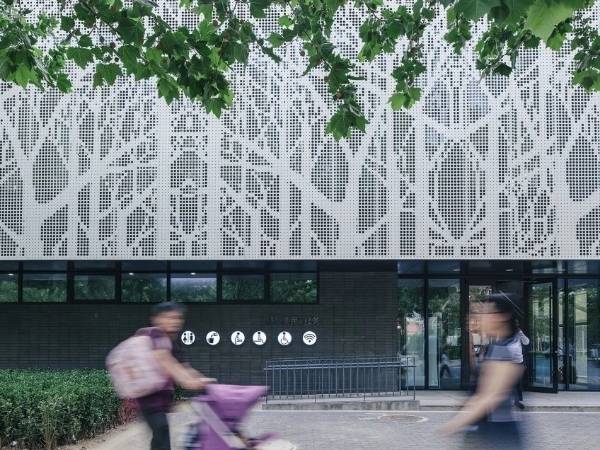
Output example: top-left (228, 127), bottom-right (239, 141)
top-left (128, 272), bottom-right (134, 276)
top-left (190, 272), bottom-right (196, 276)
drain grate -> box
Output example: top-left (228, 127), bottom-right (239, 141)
top-left (377, 414), bottom-right (427, 424)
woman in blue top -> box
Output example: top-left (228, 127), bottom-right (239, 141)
top-left (442, 293), bottom-right (525, 449)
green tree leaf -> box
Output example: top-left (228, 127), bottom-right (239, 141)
top-left (14, 64), bottom-right (33, 87)
top-left (526, 0), bottom-right (579, 41)
top-left (278, 16), bottom-right (294, 28)
top-left (78, 35), bottom-right (93, 48)
top-left (56, 73), bottom-right (72, 92)
top-left (60, 16), bottom-right (75, 33)
top-left (66, 47), bottom-right (95, 68)
top-left (455, 0), bottom-right (501, 20)
top-left (93, 63), bottom-right (122, 87)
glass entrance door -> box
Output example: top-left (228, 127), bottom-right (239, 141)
top-left (527, 281), bottom-right (558, 392)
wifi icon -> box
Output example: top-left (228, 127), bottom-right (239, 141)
top-left (303, 331), bottom-right (317, 346)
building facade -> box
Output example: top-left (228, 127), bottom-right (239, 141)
top-left (1, 2), bottom-right (600, 390)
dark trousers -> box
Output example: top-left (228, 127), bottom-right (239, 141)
top-left (516, 378), bottom-right (523, 402)
top-left (141, 409), bottom-right (171, 450)
top-left (440, 364), bottom-right (451, 378)
top-left (515, 363), bottom-right (525, 402)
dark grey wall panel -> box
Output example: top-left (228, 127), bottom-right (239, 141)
top-left (0, 272), bottom-right (397, 385)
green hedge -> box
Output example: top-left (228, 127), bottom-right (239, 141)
top-left (0, 370), bottom-right (125, 449)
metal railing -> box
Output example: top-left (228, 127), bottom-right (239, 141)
top-left (264, 355), bottom-right (416, 402)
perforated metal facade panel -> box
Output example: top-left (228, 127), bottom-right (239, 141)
top-left (1, 2), bottom-right (600, 259)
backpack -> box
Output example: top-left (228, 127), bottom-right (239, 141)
top-left (106, 328), bottom-right (170, 399)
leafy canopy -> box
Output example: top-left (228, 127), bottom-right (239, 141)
top-left (1, 0), bottom-right (599, 139)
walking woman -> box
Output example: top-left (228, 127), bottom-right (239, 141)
top-left (441, 294), bottom-right (525, 449)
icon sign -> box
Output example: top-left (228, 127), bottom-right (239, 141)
top-left (253, 331), bottom-right (267, 346)
top-left (206, 331), bottom-right (220, 346)
top-left (278, 331), bottom-right (292, 346)
top-left (231, 331), bottom-right (245, 346)
top-left (303, 331), bottom-right (317, 346)
top-left (181, 330), bottom-right (195, 346)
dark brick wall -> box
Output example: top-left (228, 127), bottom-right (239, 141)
top-left (0, 271), bottom-right (398, 385)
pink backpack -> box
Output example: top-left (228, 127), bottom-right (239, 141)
top-left (106, 328), bottom-right (170, 399)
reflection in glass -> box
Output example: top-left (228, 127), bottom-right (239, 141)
top-left (0, 273), bottom-right (18, 302)
top-left (567, 280), bottom-right (600, 390)
top-left (397, 261), bottom-right (425, 274)
top-left (528, 282), bottom-right (553, 388)
top-left (121, 261), bottom-right (167, 271)
top-left (122, 273), bottom-right (167, 303)
top-left (398, 279), bottom-right (425, 387)
top-left (222, 275), bottom-right (264, 301)
top-left (0, 261), bottom-right (18, 271)
top-left (23, 261), bottom-right (67, 271)
top-left (558, 280), bottom-right (567, 388)
top-left (567, 261), bottom-right (600, 274)
top-left (171, 274), bottom-right (217, 303)
top-left (74, 275), bottom-right (115, 301)
top-left (73, 260), bottom-right (116, 270)
top-left (23, 273), bottom-right (67, 303)
top-left (428, 279), bottom-right (461, 388)
top-left (428, 261), bottom-right (460, 273)
top-left (271, 273), bottom-right (317, 303)
top-left (468, 285), bottom-right (492, 387)
top-left (532, 261), bottom-right (564, 274)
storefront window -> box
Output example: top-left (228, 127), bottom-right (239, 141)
top-left (398, 279), bottom-right (425, 387)
top-left (171, 274), bottom-right (217, 303)
top-left (222, 275), bottom-right (264, 302)
top-left (428, 261), bottom-right (460, 273)
top-left (23, 273), bottom-right (67, 303)
top-left (0, 273), bottom-right (18, 302)
top-left (74, 275), bottom-right (115, 301)
top-left (567, 279), bottom-right (600, 390)
top-left (271, 273), bottom-right (317, 303)
top-left (428, 279), bottom-right (461, 388)
top-left (121, 273), bottom-right (167, 303)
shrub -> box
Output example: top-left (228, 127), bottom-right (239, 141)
top-left (0, 370), bottom-right (127, 449)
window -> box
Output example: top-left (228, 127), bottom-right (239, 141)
top-left (121, 261), bottom-right (167, 271)
top-left (222, 275), bottom-right (264, 302)
top-left (567, 261), bottom-right (600, 274)
top-left (532, 261), bottom-right (564, 274)
top-left (74, 260), bottom-right (116, 270)
top-left (428, 261), bottom-right (460, 273)
top-left (122, 272), bottom-right (167, 303)
top-left (74, 275), bottom-right (115, 301)
top-left (23, 273), bottom-right (67, 303)
top-left (170, 261), bottom-right (217, 272)
top-left (0, 273), bottom-right (18, 303)
top-left (0, 261), bottom-right (18, 271)
top-left (270, 261), bottom-right (318, 271)
top-left (221, 261), bottom-right (266, 270)
top-left (428, 279), bottom-right (461, 388)
top-left (23, 261), bottom-right (67, 271)
top-left (271, 273), bottom-right (317, 303)
top-left (398, 279), bottom-right (425, 387)
top-left (171, 273), bottom-right (217, 303)
top-left (566, 279), bottom-right (600, 390)
top-left (397, 261), bottom-right (425, 274)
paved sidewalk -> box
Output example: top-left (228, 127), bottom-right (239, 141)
top-left (62, 407), bottom-right (600, 450)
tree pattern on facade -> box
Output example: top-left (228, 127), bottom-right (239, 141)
top-left (0, 3), bottom-right (599, 259)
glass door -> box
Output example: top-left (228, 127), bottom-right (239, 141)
top-left (526, 280), bottom-right (558, 392)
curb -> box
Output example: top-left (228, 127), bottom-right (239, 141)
top-left (262, 402), bottom-right (600, 413)
top-left (263, 400), bottom-right (420, 411)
